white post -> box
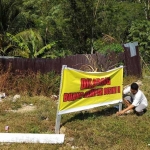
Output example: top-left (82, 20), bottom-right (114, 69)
top-left (55, 65), bottom-right (67, 134)
top-left (55, 114), bottom-right (61, 134)
top-left (119, 102), bottom-right (122, 111)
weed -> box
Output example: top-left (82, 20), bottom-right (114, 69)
top-left (0, 65), bottom-right (60, 97)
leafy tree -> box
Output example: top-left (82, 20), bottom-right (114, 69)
top-left (0, 0), bottom-right (148, 57)
top-left (139, 0), bottom-right (150, 20)
top-left (6, 29), bottom-right (56, 58)
top-left (64, 0), bottom-right (96, 54)
top-left (97, 0), bottom-right (145, 43)
top-left (0, 0), bottom-right (24, 34)
top-left (127, 20), bottom-right (150, 62)
top-left (0, 0), bottom-right (32, 55)
top-left (21, 0), bottom-right (72, 56)
top-left (19, 0), bottom-right (146, 55)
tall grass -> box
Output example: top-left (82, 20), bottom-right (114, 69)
top-left (0, 65), bottom-right (60, 96)
top-left (0, 66), bottom-right (149, 150)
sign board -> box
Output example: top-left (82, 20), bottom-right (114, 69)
top-left (55, 66), bottom-right (123, 133)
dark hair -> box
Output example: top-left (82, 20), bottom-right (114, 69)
top-left (131, 83), bottom-right (139, 90)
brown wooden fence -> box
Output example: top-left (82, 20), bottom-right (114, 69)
top-left (0, 48), bottom-right (142, 77)
top-left (0, 52), bottom-right (124, 74)
top-left (123, 44), bottom-right (142, 77)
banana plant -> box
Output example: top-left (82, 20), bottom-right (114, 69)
top-left (6, 29), bottom-right (56, 58)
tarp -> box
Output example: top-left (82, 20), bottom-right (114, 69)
top-left (57, 66), bottom-right (123, 115)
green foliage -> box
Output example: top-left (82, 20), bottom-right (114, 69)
top-left (94, 40), bottom-right (123, 53)
top-left (21, 0), bottom-right (65, 48)
top-left (127, 20), bottom-right (150, 62)
top-left (0, 0), bottom-right (149, 56)
top-left (0, 0), bottom-right (26, 34)
top-left (6, 29), bottom-right (57, 58)
top-left (97, 1), bottom-right (145, 43)
top-left (0, 0), bottom-right (29, 56)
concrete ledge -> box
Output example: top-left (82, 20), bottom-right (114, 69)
top-left (0, 133), bottom-right (65, 144)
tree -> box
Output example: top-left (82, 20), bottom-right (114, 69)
top-left (97, 0), bottom-right (145, 43)
top-left (0, 0), bottom-right (35, 35)
top-left (1, 0), bottom-right (148, 56)
top-left (6, 29), bottom-right (56, 58)
top-left (19, 0), bottom-right (146, 55)
top-left (127, 20), bottom-right (150, 62)
top-left (21, 0), bottom-right (72, 56)
top-left (0, 0), bottom-right (31, 55)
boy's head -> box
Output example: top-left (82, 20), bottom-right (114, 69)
top-left (131, 82), bottom-right (139, 94)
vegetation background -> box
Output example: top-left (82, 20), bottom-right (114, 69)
top-left (0, 0), bottom-right (150, 62)
top-left (0, 0), bottom-right (150, 149)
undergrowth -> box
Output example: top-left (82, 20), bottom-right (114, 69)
top-left (0, 64), bottom-right (60, 97)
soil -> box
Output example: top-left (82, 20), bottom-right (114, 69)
top-left (9, 105), bottom-right (36, 113)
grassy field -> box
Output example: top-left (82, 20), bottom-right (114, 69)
top-left (0, 69), bottom-right (150, 150)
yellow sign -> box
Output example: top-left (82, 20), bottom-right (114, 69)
top-left (58, 66), bottom-right (123, 114)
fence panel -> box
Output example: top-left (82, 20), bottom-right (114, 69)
top-left (123, 44), bottom-right (142, 77)
top-left (0, 50), bottom-right (141, 77)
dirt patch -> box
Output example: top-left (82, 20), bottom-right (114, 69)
top-left (9, 105), bottom-right (36, 113)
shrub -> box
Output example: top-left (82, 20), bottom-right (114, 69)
top-left (0, 66), bottom-right (60, 96)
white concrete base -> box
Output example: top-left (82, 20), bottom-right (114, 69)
top-left (0, 133), bottom-right (65, 144)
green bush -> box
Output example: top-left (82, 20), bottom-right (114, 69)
top-left (94, 40), bottom-right (123, 54)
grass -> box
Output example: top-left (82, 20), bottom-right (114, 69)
top-left (0, 68), bottom-right (150, 150)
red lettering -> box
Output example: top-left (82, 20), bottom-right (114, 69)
top-left (93, 78), bottom-right (101, 87)
top-left (106, 77), bottom-right (111, 85)
top-left (109, 87), bottom-right (112, 94)
top-left (112, 87), bottom-right (117, 94)
top-left (84, 89), bottom-right (96, 98)
top-left (63, 93), bottom-right (69, 102)
top-left (117, 86), bottom-right (120, 93)
top-left (104, 88), bottom-right (108, 95)
top-left (80, 78), bottom-right (92, 90)
top-left (96, 77), bottom-right (111, 86)
top-left (97, 88), bottom-right (103, 96)
top-left (83, 88), bottom-right (103, 98)
top-left (81, 77), bottom-right (111, 90)
top-left (63, 92), bottom-right (84, 102)
top-left (104, 86), bottom-right (120, 95)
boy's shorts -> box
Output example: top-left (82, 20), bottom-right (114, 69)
top-left (123, 94), bottom-right (133, 103)
top-left (123, 94), bottom-right (147, 113)
top-left (135, 104), bottom-right (147, 112)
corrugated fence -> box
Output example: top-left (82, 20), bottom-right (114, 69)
top-left (0, 49), bottom-right (142, 77)
top-left (123, 45), bottom-right (142, 77)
